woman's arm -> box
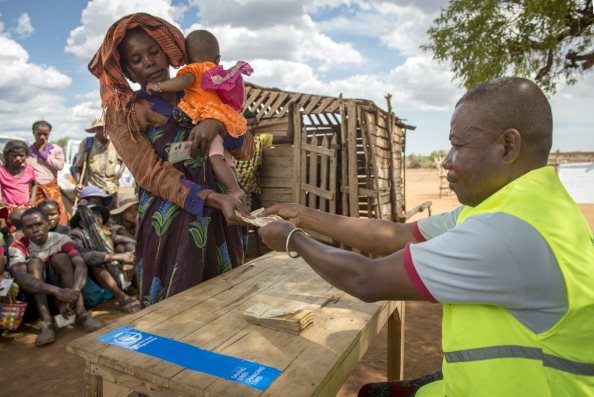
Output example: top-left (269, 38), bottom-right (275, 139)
top-left (106, 101), bottom-right (207, 215)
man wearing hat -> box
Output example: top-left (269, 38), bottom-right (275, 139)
top-left (73, 116), bottom-right (124, 207)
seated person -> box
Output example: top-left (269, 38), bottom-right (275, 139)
top-left (8, 208), bottom-right (103, 346)
top-left (109, 193), bottom-right (138, 254)
top-left (38, 199), bottom-right (71, 234)
top-left (69, 203), bottom-right (139, 313)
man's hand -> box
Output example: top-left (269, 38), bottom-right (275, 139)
top-left (54, 288), bottom-right (80, 305)
top-left (258, 220), bottom-right (298, 252)
top-left (261, 203), bottom-right (305, 228)
top-left (189, 119), bottom-right (224, 157)
top-left (113, 252), bottom-right (135, 265)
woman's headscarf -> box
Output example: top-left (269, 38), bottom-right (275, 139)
top-left (88, 13), bottom-right (186, 120)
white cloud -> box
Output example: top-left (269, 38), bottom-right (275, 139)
top-left (65, 0), bottom-right (183, 61)
top-left (15, 13), bottom-right (34, 38)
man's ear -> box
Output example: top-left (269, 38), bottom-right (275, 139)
top-left (500, 128), bottom-right (521, 164)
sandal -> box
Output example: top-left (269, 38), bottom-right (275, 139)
top-left (75, 311), bottom-right (104, 332)
top-left (118, 298), bottom-right (140, 314)
top-left (35, 321), bottom-right (56, 346)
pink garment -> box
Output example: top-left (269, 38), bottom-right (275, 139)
top-left (201, 61), bottom-right (253, 112)
top-left (0, 165), bottom-right (36, 206)
top-left (26, 144), bottom-right (65, 184)
top-left (208, 134), bottom-right (233, 166)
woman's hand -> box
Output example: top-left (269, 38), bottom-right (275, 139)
top-left (189, 119), bottom-right (225, 157)
top-left (206, 192), bottom-right (251, 225)
top-left (258, 220), bottom-right (297, 252)
top-left (261, 203), bottom-right (306, 228)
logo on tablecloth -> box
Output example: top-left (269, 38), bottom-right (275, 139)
top-left (113, 330), bottom-right (144, 348)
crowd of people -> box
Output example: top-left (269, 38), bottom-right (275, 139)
top-left (1, 10), bottom-right (592, 397)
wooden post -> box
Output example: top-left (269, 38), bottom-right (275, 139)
top-left (346, 100), bottom-right (359, 218)
top-left (291, 103), bottom-right (303, 203)
top-left (338, 95), bottom-right (349, 218)
top-left (329, 134), bottom-right (337, 215)
top-left (85, 362), bottom-right (102, 397)
top-left (385, 93), bottom-right (399, 222)
top-left (387, 302), bottom-right (406, 380)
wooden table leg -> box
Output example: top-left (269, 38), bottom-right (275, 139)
top-left (387, 302), bottom-right (405, 380)
top-left (85, 361), bottom-right (103, 397)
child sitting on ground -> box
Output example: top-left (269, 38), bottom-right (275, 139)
top-left (109, 193), bottom-right (138, 254)
top-left (146, 29), bottom-right (253, 201)
top-left (38, 199), bottom-right (71, 235)
top-left (0, 140), bottom-right (36, 228)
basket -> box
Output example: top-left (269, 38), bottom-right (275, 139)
top-left (0, 301), bottom-right (27, 331)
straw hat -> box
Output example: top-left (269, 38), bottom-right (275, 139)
top-left (110, 193), bottom-right (139, 215)
top-left (85, 115), bottom-right (104, 133)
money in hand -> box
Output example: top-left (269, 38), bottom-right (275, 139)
top-left (234, 208), bottom-right (283, 227)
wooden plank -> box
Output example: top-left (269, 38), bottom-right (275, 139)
top-left (261, 165), bottom-right (292, 178)
top-left (268, 92), bottom-right (290, 116)
top-left (261, 177), bottom-right (294, 188)
top-left (301, 183), bottom-right (333, 200)
top-left (329, 134), bottom-right (338, 215)
top-left (313, 97), bottom-right (337, 114)
top-left (346, 100), bottom-right (359, 218)
top-left (257, 117), bottom-right (289, 130)
top-left (244, 89), bottom-right (262, 112)
top-left (251, 91), bottom-right (271, 114)
top-left (301, 143), bottom-right (336, 157)
top-left (319, 135), bottom-right (329, 211)
top-left (260, 91), bottom-right (281, 114)
top-left (303, 97), bottom-right (322, 114)
top-left (338, 97), bottom-right (349, 220)
top-left (308, 133), bottom-right (319, 208)
top-left (364, 110), bottom-right (383, 219)
top-left (291, 104), bottom-right (303, 203)
top-left (263, 145), bottom-right (293, 158)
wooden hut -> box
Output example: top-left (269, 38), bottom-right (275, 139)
top-left (245, 83), bottom-right (427, 238)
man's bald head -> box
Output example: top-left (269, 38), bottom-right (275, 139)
top-left (457, 77), bottom-right (553, 166)
top-left (185, 30), bottom-right (220, 64)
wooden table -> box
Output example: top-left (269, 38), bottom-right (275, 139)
top-left (67, 252), bottom-right (405, 397)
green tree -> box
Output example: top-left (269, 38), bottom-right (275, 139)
top-left (424, 0), bottom-right (593, 93)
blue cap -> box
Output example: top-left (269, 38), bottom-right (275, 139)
top-left (79, 185), bottom-right (113, 207)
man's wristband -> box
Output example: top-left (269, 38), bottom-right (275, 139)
top-left (285, 228), bottom-right (305, 258)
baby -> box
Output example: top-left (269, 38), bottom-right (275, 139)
top-left (146, 29), bottom-right (253, 201)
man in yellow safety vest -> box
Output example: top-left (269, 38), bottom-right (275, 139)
top-left (258, 77), bottom-right (594, 396)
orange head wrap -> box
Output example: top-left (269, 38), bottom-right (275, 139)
top-left (88, 13), bottom-right (186, 137)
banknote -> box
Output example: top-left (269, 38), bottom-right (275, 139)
top-left (235, 208), bottom-right (283, 227)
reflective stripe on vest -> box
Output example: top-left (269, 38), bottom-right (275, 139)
top-left (445, 345), bottom-right (594, 376)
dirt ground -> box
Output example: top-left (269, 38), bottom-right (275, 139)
top-left (1, 168), bottom-right (592, 396)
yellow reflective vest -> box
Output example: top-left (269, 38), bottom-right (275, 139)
top-left (416, 166), bottom-right (594, 397)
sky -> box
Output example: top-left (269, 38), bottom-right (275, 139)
top-left (0, 0), bottom-right (592, 155)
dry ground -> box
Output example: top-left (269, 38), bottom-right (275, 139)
top-left (1, 168), bottom-right (592, 396)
